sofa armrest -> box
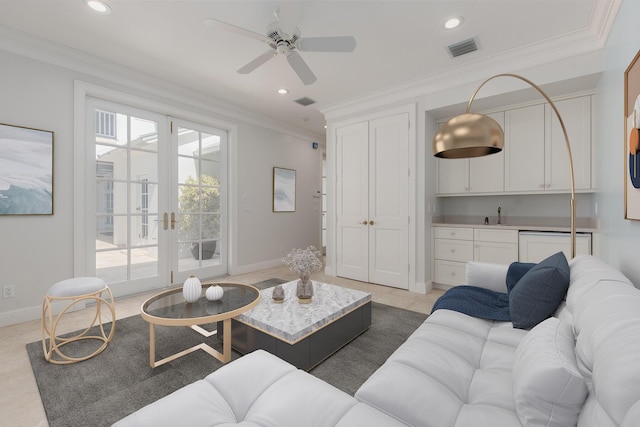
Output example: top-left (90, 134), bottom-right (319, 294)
top-left (465, 261), bottom-right (509, 293)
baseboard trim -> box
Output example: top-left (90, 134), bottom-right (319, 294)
top-left (0, 300), bottom-right (86, 328)
top-left (229, 258), bottom-right (283, 276)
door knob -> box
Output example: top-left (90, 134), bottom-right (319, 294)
top-left (369, 220), bottom-right (375, 225)
top-left (361, 220), bottom-right (368, 225)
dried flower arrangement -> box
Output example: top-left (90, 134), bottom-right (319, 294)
top-left (281, 245), bottom-right (323, 281)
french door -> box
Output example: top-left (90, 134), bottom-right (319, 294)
top-left (87, 98), bottom-right (227, 296)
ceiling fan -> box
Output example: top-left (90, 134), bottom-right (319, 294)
top-left (204, 4), bottom-right (356, 85)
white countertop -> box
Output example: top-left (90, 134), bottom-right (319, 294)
top-left (432, 215), bottom-right (598, 233)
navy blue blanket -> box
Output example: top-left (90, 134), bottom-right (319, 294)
top-left (431, 262), bottom-right (535, 321)
top-left (431, 286), bottom-right (511, 321)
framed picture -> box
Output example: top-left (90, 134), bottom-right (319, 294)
top-left (625, 49), bottom-right (640, 220)
top-left (0, 123), bottom-right (54, 215)
top-left (273, 167), bottom-right (296, 212)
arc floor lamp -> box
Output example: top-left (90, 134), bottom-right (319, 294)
top-left (432, 73), bottom-right (576, 259)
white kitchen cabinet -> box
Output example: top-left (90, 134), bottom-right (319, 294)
top-left (546, 96), bottom-right (592, 191)
top-left (473, 228), bottom-right (518, 264)
top-left (437, 157), bottom-right (469, 194)
top-left (505, 96), bottom-right (592, 193)
top-left (436, 95), bottom-right (593, 196)
top-left (433, 227), bottom-right (473, 286)
top-left (518, 232), bottom-right (592, 263)
top-left (433, 226), bottom-right (517, 287)
top-left (437, 112), bottom-right (504, 195)
top-left (504, 104), bottom-right (546, 192)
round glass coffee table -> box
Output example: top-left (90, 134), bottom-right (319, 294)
top-left (140, 281), bottom-right (260, 368)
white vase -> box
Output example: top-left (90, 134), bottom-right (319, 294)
top-left (182, 275), bottom-right (202, 303)
top-left (205, 284), bottom-right (224, 301)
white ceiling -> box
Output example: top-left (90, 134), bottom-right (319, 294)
top-left (0, 0), bottom-right (618, 137)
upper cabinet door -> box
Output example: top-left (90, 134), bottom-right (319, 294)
top-left (469, 111), bottom-right (505, 193)
top-left (437, 157), bottom-right (469, 194)
top-left (546, 96), bottom-right (592, 191)
top-left (504, 104), bottom-right (546, 192)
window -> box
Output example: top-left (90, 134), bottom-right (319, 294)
top-left (96, 110), bottom-right (117, 139)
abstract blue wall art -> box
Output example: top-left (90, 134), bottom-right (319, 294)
top-left (0, 123), bottom-right (53, 215)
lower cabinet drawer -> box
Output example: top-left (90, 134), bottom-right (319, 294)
top-left (434, 260), bottom-right (467, 286)
top-left (435, 239), bottom-right (474, 262)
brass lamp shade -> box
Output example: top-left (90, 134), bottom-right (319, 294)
top-left (433, 113), bottom-right (504, 159)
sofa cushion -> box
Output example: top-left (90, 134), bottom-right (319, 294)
top-left (356, 309), bottom-right (527, 427)
top-left (512, 317), bottom-right (587, 427)
top-left (509, 252), bottom-right (570, 329)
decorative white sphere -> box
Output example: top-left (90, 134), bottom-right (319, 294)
top-left (182, 275), bottom-right (202, 303)
top-left (205, 284), bottom-right (224, 301)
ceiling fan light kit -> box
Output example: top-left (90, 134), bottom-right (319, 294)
top-left (205, 5), bottom-right (356, 86)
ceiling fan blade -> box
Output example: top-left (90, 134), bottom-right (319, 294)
top-left (286, 51), bottom-right (317, 85)
top-left (204, 18), bottom-right (266, 42)
top-left (237, 51), bottom-right (277, 74)
top-left (297, 36), bottom-right (357, 52)
top-left (276, 2), bottom-right (300, 38)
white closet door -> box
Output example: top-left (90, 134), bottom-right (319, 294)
top-left (368, 114), bottom-right (409, 289)
top-left (336, 122), bottom-right (369, 282)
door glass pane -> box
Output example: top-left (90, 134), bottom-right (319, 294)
top-left (96, 181), bottom-right (126, 215)
top-left (177, 126), bottom-right (222, 272)
top-left (96, 249), bottom-right (127, 283)
top-left (131, 150), bottom-right (158, 179)
top-left (94, 108), bottom-right (160, 284)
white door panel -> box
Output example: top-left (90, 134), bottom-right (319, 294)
top-left (368, 114), bottom-right (409, 288)
top-left (336, 122), bottom-right (369, 281)
top-left (336, 113), bottom-right (409, 289)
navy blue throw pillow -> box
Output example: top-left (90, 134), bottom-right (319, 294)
top-left (509, 252), bottom-right (570, 329)
top-left (506, 262), bottom-right (536, 293)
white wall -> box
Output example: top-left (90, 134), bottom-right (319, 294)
top-left (594, 0), bottom-right (640, 285)
top-left (0, 48), bottom-right (322, 326)
top-left (233, 123), bottom-right (323, 272)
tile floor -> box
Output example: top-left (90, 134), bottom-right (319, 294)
top-left (0, 265), bottom-right (444, 427)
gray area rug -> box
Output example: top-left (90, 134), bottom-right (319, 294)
top-left (26, 279), bottom-right (428, 427)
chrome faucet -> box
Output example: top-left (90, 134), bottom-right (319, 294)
top-left (497, 207), bottom-right (502, 225)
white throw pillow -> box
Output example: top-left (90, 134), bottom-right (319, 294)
top-left (512, 317), bottom-right (588, 427)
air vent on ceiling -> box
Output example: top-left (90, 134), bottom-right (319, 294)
top-left (294, 97), bottom-right (317, 107)
top-left (448, 38), bottom-right (478, 58)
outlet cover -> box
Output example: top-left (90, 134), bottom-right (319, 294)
top-left (3, 285), bottom-right (15, 298)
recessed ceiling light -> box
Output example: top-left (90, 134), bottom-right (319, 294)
top-left (86, 0), bottom-right (111, 14)
top-left (277, 88), bottom-right (289, 95)
top-left (444, 17), bottom-right (462, 29)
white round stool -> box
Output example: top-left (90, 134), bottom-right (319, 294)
top-left (41, 277), bottom-right (116, 364)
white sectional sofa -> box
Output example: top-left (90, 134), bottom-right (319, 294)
top-left (114, 255), bottom-right (640, 426)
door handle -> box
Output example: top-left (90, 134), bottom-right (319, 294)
top-left (171, 212), bottom-right (177, 230)
top-left (163, 213), bottom-right (168, 230)
top-left (361, 220), bottom-right (368, 225)
top-left (369, 220), bottom-right (375, 225)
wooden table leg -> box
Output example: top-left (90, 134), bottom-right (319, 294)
top-left (222, 318), bottom-right (231, 363)
top-left (149, 323), bottom-right (156, 368)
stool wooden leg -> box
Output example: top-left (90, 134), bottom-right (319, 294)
top-left (41, 287), bottom-right (116, 364)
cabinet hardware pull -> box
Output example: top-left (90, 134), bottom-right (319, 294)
top-left (361, 220), bottom-right (368, 225)
top-left (369, 220), bottom-right (375, 225)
